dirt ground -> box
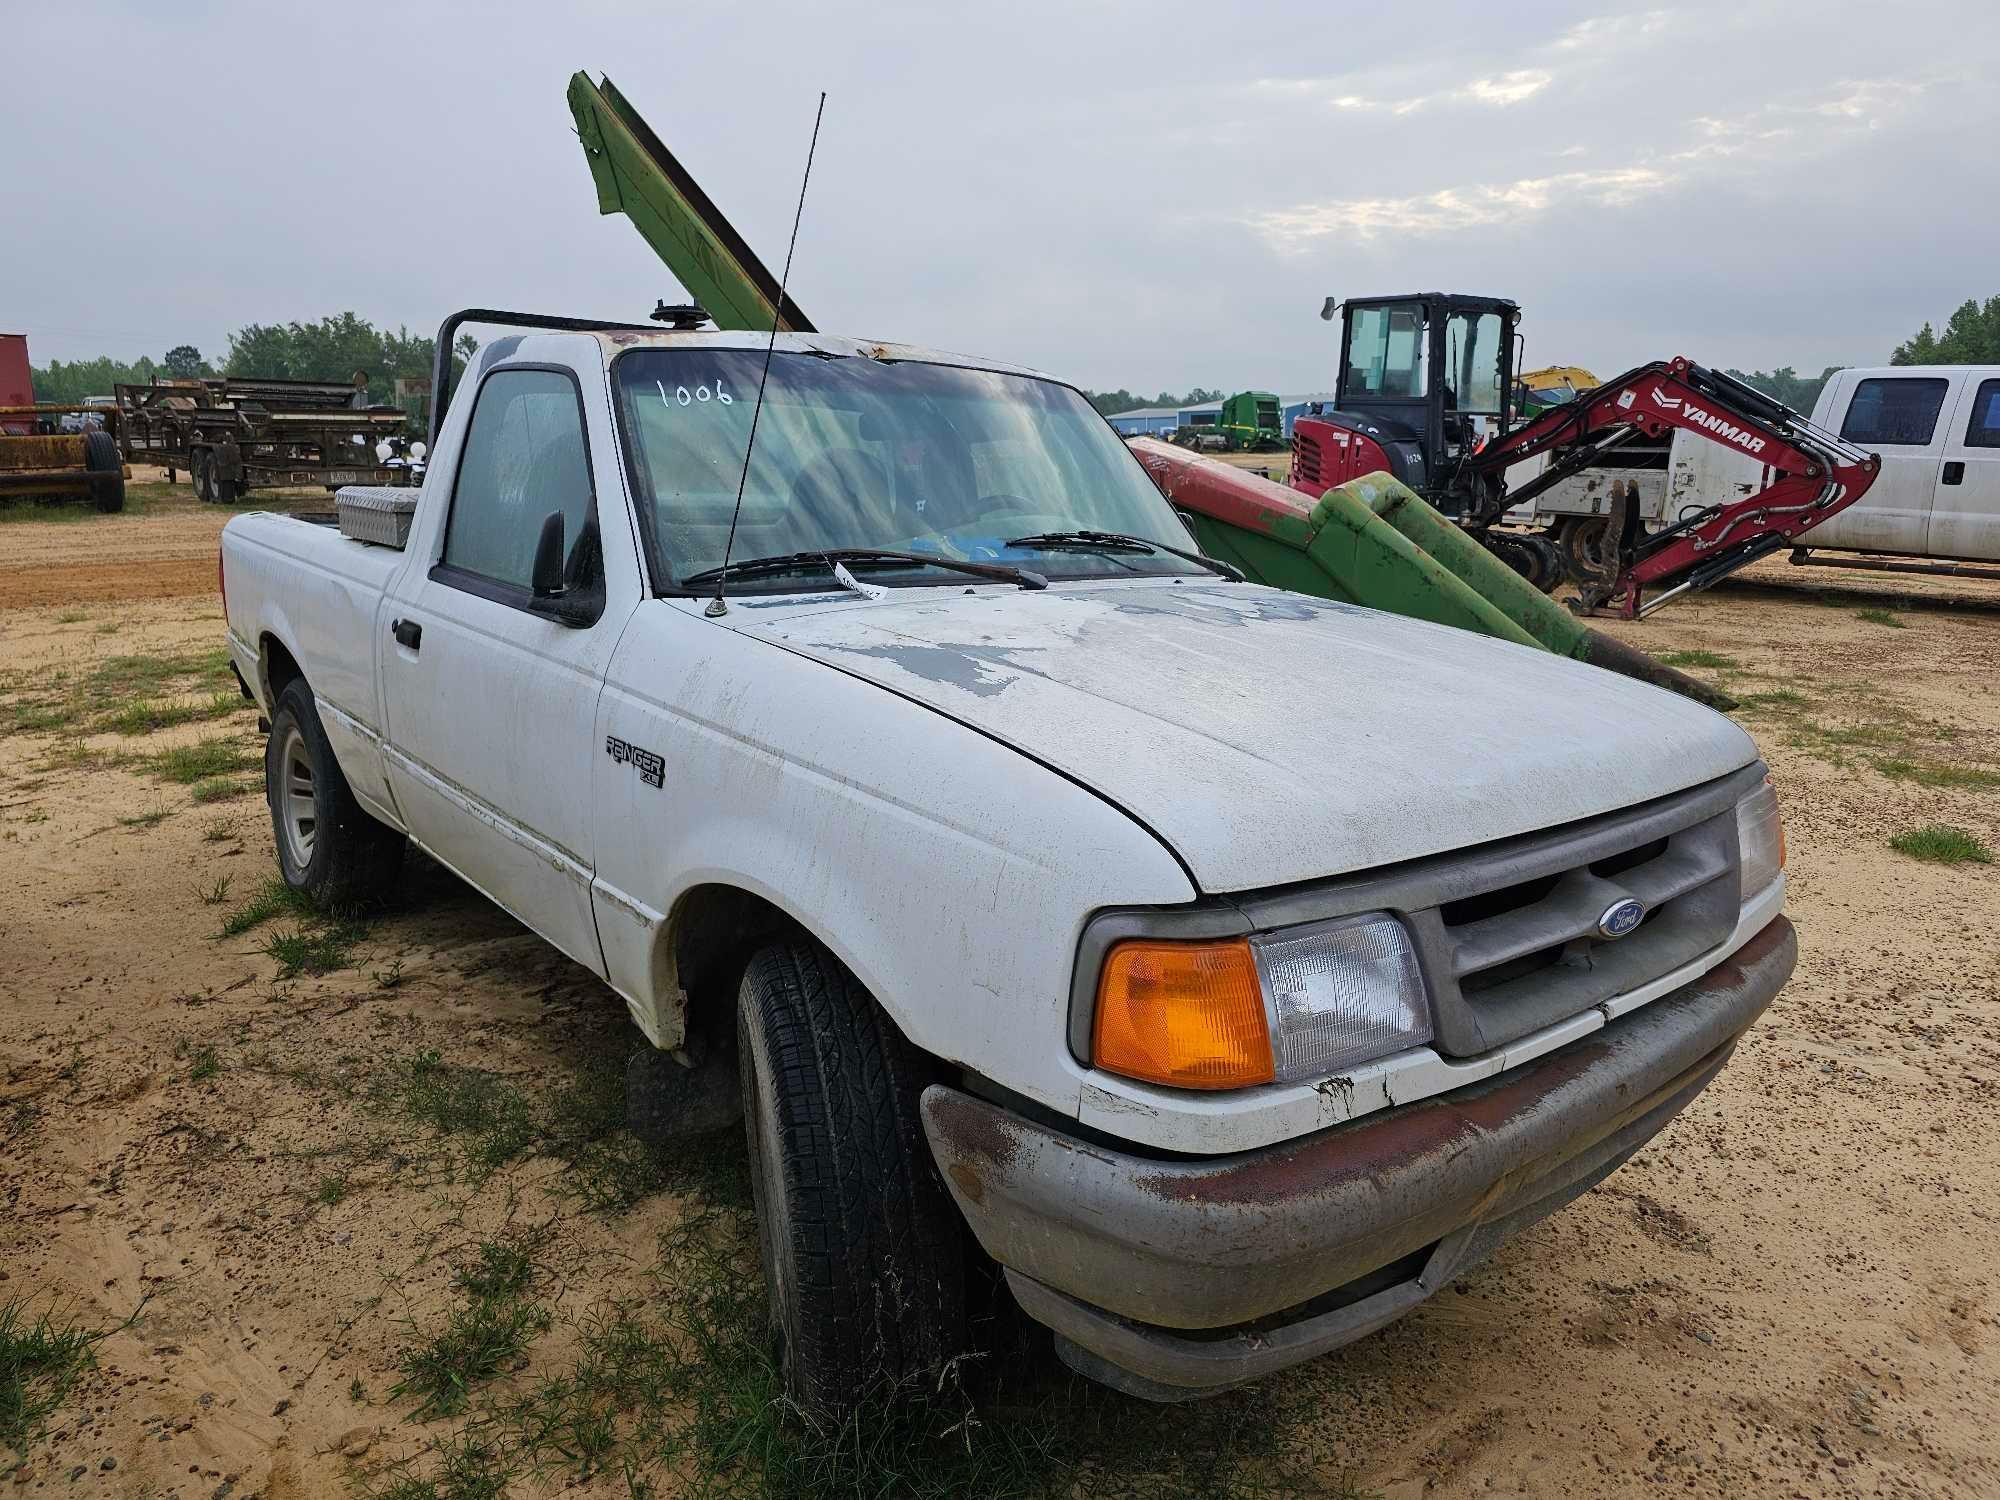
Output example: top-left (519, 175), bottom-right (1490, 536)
top-left (2, 482), bottom-right (1997, 1498)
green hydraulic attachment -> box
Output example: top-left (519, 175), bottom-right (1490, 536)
top-left (568, 72), bottom-right (814, 334)
top-left (1128, 441), bottom-right (1733, 710)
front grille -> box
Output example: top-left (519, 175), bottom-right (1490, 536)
top-left (1292, 431), bottom-right (1323, 490)
top-left (1396, 777), bottom-right (1745, 1059)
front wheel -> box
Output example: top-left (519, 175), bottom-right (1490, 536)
top-left (737, 938), bottom-right (968, 1420)
top-left (266, 677), bottom-right (404, 907)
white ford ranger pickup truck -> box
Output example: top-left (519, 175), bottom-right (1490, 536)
top-left (219, 314), bottom-right (1795, 1411)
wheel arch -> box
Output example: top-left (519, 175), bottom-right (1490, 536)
top-left (258, 631), bottom-right (305, 713)
top-left (645, 879), bottom-right (811, 1054)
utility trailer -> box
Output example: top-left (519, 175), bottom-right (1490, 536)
top-left (114, 375), bottom-right (411, 502)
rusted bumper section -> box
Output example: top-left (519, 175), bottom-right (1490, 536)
top-left (922, 916), bottom-right (1796, 1400)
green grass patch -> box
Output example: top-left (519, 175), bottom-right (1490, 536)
top-left (1656, 649), bottom-right (1738, 671)
top-left (0, 1300), bottom-right (118, 1455)
top-left (316, 1175), bottom-right (348, 1206)
top-left (218, 876), bottom-right (316, 936)
top-left (115, 809), bottom-right (171, 831)
top-left (1889, 824), bottom-right (1993, 864)
top-left (1874, 758), bottom-right (2000, 792)
top-left (94, 691), bottom-right (242, 737)
top-left (1737, 688), bottom-right (1810, 713)
top-left (369, 1198), bottom-right (1329, 1500)
top-left (391, 1239), bottom-right (554, 1420)
top-left (261, 921), bottom-right (366, 978)
top-left (187, 1046), bottom-right (221, 1083)
top-left (376, 1052), bottom-right (540, 1182)
top-left (1856, 607), bottom-right (1907, 628)
top-left (146, 737), bottom-right (256, 784)
top-left (190, 776), bottom-right (252, 804)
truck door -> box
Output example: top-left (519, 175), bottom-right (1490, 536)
top-left (378, 362), bottom-right (636, 975)
top-left (1806, 372), bottom-right (1952, 555)
top-left (1928, 374), bottom-right (2000, 562)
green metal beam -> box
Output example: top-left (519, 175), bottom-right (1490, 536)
top-left (567, 73), bottom-right (814, 334)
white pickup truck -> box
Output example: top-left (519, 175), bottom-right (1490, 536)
top-left (219, 311), bottom-right (1796, 1411)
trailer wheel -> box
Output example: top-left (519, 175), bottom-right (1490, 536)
top-left (192, 451), bottom-right (215, 503)
top-left (1559, 515), bottom-right (1614, 586)
top-left (83, 431), bottom-right (125, 513)
top-left (266, 678), bottom-right (404, 908)
top-left (213, 472), bottom-right (242, 506)
top-left (737, 937), bottom-right (968, 1421)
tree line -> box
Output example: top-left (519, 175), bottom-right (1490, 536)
top-left (30, 313), bottom-right (474, 409)
top-left (34, 297), bottom-right (2000, 422)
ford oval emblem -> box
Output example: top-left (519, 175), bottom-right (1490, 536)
top-left (1597, 897), bottom-right (1647, 940)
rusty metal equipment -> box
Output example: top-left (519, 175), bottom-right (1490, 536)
top-left (114, 376), bottom-right (411, 502)
top-left (0, 404), bottom-right (129, 512)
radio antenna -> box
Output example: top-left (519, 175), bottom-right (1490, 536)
top-left (706, 91), bottom-right (827, 618)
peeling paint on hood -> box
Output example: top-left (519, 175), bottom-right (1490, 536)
top-left (729, 580), bottom-right (1758, 894)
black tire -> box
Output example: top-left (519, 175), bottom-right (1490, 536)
top-left (192, 451), bottom-right (215, 503)
top-left (213, 472), bottom-right (242, 505)
top-left (265, 677), bottom-right (404, 908)
top-left (1559, 514), bottom-right (1614, 587)
top-left (737, 938), bottom-right (968, 1420)
top-left (83, 430), bottom-right (125, 513)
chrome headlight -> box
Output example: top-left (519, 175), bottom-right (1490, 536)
top-left (1251, 914), bottom-right (1432, 1082)
top-left (1735, 772), bottom-right (1786, 900)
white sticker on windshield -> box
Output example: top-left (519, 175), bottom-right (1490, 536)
top-left (657, 378), bottom-right (734, 410)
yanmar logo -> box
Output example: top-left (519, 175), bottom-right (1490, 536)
top-left (1650, 386), bottom-right (1767, 455)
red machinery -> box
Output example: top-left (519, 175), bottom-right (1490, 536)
top-left (1283, 294), bottom-right (1881, 618)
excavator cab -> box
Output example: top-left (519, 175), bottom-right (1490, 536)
top-left (1329, 293), bottom-right (1520, 505)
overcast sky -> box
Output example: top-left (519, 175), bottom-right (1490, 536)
top-left (6, 1), bottom-right (1994, 394)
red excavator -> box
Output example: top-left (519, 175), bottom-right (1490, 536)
top-left (1285, 293), bottom-right (1881, 617)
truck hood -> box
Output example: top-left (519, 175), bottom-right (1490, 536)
top-left (730, 581), bottom-right (1757, 893)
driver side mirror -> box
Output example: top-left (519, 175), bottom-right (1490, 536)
top-left (528, 510), bottom-right (600, 627)
top-left (531, 510), bottom-right (566, 599)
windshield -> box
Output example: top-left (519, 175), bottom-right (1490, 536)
top-left (613, 350), bottom-right (1203, 590)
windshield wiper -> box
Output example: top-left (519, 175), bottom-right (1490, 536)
top-left (1004, 530), bottom-right (1245, 582)
top-left (679, 549), bottom-right (1047, 593)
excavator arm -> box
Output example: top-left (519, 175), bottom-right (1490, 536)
top-left (1473, 358), bottom-right (1881, 618)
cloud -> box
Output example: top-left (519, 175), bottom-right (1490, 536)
top-left (1462, 69), bottom-right (1551, 106)
top-left (1243, 71), bottom-right (1942, 248)
top-left (1247, 167), bottom-right (1672, 243)
top-left (1252, 66), bottom-right (1551, 115)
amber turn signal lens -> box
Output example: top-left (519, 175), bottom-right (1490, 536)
top-left (1092, 939), bottom-right (1273, 1090)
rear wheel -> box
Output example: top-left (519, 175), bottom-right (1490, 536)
top-left (265, 677), bottom-right (404, 907)
top-left (737, 938), bottom-right (968, 1420)
top-left (192, 451), bottom-right (215, 503)
top-left (83, 430), bottom-right (124, 513)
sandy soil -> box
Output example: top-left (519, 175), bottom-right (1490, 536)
top-left (1, 496), bottom-right (1996, 1498)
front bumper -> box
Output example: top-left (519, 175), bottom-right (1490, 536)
top-left (922, 915), bottom-right (1796, 1400)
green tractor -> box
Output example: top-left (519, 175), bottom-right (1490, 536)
top-left (1172, 390), bottom-right (1284, 453)
top-left (1219, 389), bottom-right (1284, 451)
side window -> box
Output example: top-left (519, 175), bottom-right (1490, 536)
top-left (1963, 379), bottom-right (2000, 449)
top-left (442, 368), bottom-right (593, 590)
top-left (1840, 377), bottom-right (1948, 447)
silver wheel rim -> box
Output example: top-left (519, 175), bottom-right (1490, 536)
top-left (278, 724), bottom-right (316, 868)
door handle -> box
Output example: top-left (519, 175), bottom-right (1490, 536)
top-left (1942, 460), bottom-right (1966, 485)
top-left (391, 618), bottom-right (423, 650)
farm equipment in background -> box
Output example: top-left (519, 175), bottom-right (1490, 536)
top-left (115, 376), bottom-right (412, 501)
top-left (1288, 292), bottom-right (1882, 616)
top-left (1, 335), bottom-right (128, 510)
top-left (1515, 364), bottom-right (1599, 419)
top-left (0, 405), bottom-right (128, 511)
top-left (1168, 392), bottom-right (1284, 453)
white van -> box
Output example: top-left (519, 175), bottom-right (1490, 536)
top-left (1508, 366), bottom-right (2000, 572)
